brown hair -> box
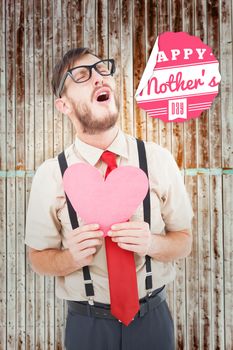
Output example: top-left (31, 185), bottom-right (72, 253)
top-left (51, 47), bottom-right (98, 97)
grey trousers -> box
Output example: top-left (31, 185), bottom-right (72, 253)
top-left (65, 299), bottom-right (175, 350)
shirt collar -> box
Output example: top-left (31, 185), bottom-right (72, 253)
top-left (74, 129), bottom-right (128, 166)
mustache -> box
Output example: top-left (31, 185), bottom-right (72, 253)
top-left (91, 84), bottom-right (112, 101)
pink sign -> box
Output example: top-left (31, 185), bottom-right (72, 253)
top-left (135, 32), bottom-right (221, 122)
top-left (63, 163), bottom-right (149, 236)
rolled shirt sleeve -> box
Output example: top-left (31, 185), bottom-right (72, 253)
top-left (25, 158), bottom-right (63, 250)
top-left (160, 150), bottom-right (194, 232)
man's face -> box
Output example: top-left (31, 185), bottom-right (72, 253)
top-left (62, 54), bottom-right (119, 135)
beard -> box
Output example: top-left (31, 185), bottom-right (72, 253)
top-left (71, 93), bottom-right (119, 135)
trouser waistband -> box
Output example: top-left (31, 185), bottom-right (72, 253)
top-left (67, 285), bottom-right (166, 321)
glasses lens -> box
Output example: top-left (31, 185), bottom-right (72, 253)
top-left (95, 60), bottom-right (113, 76)
top-left (71, 67), bottom-right (90, 83)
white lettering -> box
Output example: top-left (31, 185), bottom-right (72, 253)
top-left (196, 48), bottom-right (206, 60)
top-left (171, 49), bottom-right (180, 60)
top-left (184, 48), bottom-right (193, 59)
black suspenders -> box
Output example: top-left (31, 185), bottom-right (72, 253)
top-left (58, 139), bottom-right (152, 303)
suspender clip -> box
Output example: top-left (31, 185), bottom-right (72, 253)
top-left (88, 297), bottom-right (94, 306)
top-left (146, 271), bottom-right (152, 277)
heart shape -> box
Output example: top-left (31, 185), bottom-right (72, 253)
top-left (63, 163), bottom-right (149, 236)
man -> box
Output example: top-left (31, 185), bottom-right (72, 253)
top-left (25, 48), bottom-right (194, 350)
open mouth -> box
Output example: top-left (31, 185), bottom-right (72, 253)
top-left (97, 92), bottom-right (110, 102)
top-left (94, 88), bottom-right (111, 103)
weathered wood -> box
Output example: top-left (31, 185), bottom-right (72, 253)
top-left (183, 0), bottom-right (197, 170)
top-left (223, 175), bottom-right (233, 349)
top-left (133, 0), bottom-right (147, 139)
top-left (0, 1), bottom-right (6, 348)
top-left (207, 0), bottom-right (221, 169)
top-left (185, 175), bottom-right (199, 349)
top-left (1, 1), bottom-right (232, 349)
top-left (198, 174), bottom-right (211, 349)
top-left (24, 1), bottom-right (36, 348)
top-left (0, 178), bottom-right (7, 350)
top-left (196, 0), bottom-right (209, 169)
top-left (210, 175), bottom-right (224, 349)
top-left (44, 0), bottom-right (55, 159)
top-left (157, 0), bottom-right (172, 151)
top-left (221, 0), bottom-right (233, 168)
top-left (120, 0), bottom-right (134, 135)
top-left (146, 0), bottom-right (159, 143)
top-left (53, 0), bottom-right (63, 157)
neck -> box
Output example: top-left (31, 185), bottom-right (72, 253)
top-left (76, 125), bottom-right (119, 149)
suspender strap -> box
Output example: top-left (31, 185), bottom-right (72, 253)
top-left (136, 139), bottom-right (153, 292)
top-left (57, 152), bottom-right (94, 300)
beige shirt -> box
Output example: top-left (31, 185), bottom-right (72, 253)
top-left (25, 130), bottom-right (194, 303)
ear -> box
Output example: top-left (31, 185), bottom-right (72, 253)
top-left (55, 98), bottom-right (72, 115)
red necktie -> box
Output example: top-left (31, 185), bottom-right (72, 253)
top-left (101, 150), bottom-right (139, 326)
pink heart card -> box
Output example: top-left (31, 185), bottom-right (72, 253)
top-left (63, 163), bottom-right (149, 236)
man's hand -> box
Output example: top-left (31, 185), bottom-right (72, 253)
top-left (67, 224), bottom-right (104, 268)
top-left (108, 221), bottom-right (152, 257)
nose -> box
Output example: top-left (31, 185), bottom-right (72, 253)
top-left (91, 68), bottom-right (104, 86)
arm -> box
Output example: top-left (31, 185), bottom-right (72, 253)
top-left (147, 229), bottom-right (192, 262)
top-left (28, 224), bottom-right (104, 276)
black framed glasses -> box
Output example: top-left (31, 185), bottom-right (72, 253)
top-left (56, 59), bottom-right (116, 97)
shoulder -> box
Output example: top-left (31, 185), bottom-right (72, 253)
top-left (33, 143), bottom-right (75, 188)
top-left (126, 134), bottom-right (175, 168)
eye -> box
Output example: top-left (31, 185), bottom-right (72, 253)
top-left (96, 62), bottom-right (110, 74)
top-left (72, 68), bottom-right (89, 82)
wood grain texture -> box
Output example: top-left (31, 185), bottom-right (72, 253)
top-left (0, 1), bottom-right (232, 349)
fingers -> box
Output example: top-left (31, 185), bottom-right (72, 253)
top-left (111, 221), bottom-right (149, 231)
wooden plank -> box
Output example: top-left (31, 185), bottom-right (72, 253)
top-left (221, 0), bottom-right (233, 168)
top-left (61, 0), bottom-right (73, 150)
top-left (25, 178), bottom-right (36, 350)
top-left (71, 0), bottom-right (84, 48)
top-left (207, 0), bottom-right (221, 169)
top-left (34, 0), bottom-right (44, 167)
top-left (210, 175), bottom-right (224, 349)
top-left (5, 0), bottom-right (17, 348)
top-left (108, 0), bottom-right (121, 130)
top-left (157, 0), bottom-right (172, 151)
top-left (120, 0), bottom-right (134, 135)
top-left (223, 175), bottom-right (233, 349)
top-left (185, 175), bottom-right (199, 350)
top-left (44, 0), bottom-right (54, 160)
top-left (0, 0), bottom-right (6, 171)
top-left (84, 0), bottom-right (96, 51)
top-left (145, 0), bottom-right (159, 143)
top-left (133, 0), bottom-right (147, 140)
top-left (16, 177), bottom-right (26, 350)
top-left (183, 0), bottom-right (197, 170)
top-left (195, 0), bottom-right (209, 169)
top-left (70, 0), bottom-right (84, 142)
top-left (0, 178), bottom-right (7, 350)
top-left (34, 1), bottom-right (46, 348)
top-left (53, 0), bottom-right (63, 157)
top-left (15, 2), bottom-right (26, 348)
top-left (0, 1), bottom-right (6, 347)
top-left (197, 174), bottom-right (211, 349)
top-left (7, 177), bottom-right (17, 349)
top-left (96, 0), bottom-right (108, 58)
top-left (24, 0), bottom-right (36, 348)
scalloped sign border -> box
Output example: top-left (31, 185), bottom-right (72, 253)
top-left (135, 32), bottom-right (221, 123)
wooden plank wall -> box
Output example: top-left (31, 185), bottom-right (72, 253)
top-left (0, 0), bottom-right (232, 349)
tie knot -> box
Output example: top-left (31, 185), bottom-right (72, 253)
top-left (100, 151), bottom-right (117, 172)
